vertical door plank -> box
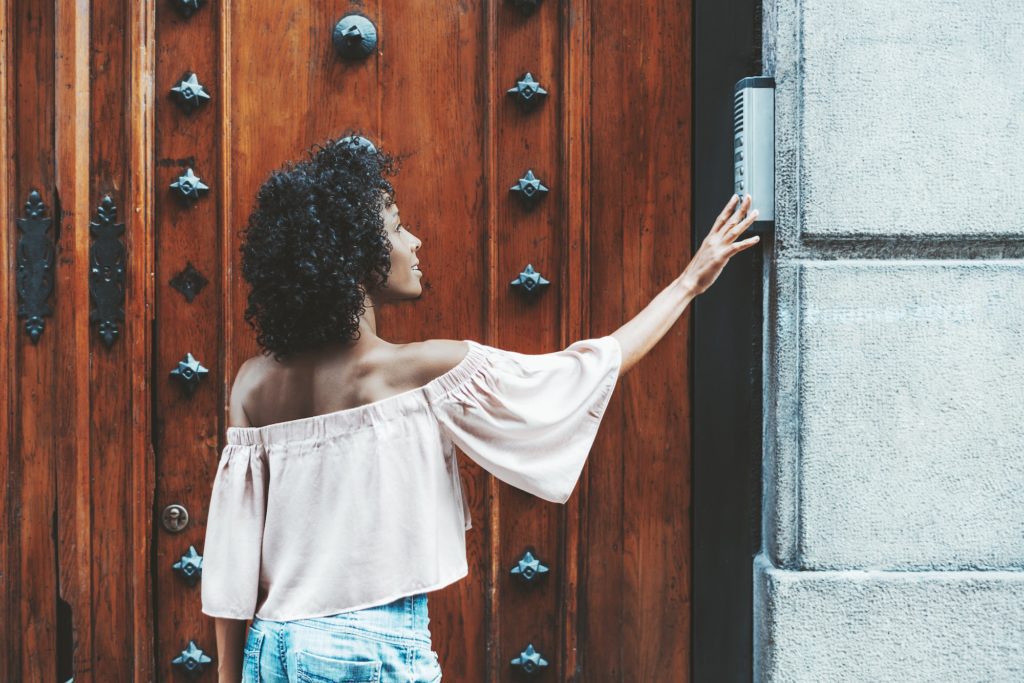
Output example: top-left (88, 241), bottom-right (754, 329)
top-left (0, 3), bottom-right (15, 680)
top-left (53, 0), bottom-right (91, 679)
top-left (153, 0), bottom-right (226, 676)
top-left (492, 2), bottom-right (566, 681)
top-left (377, 1), bottom-right (491, 680)
top-left (223, 0), bottom-right (380, 389)
top-left (558, 0), bottom-right (593, 678)
top-left (126, 0), bottom-right (157, 678)
top-left (586, 1), bottom-right (694, 680)
top-left (88, 0), bottom-right (141, 677)
top-left (8, 1), bottom-right (58, 681)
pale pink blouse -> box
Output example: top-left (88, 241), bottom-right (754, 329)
top-left (200, 335), bottom-right (622, 621)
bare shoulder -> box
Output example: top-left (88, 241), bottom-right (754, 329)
top-left (396, 338), bottom-right (472, 387)
top-left (227, 354), bottom-right (268, 428)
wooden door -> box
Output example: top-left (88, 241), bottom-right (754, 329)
top-left (1, 1), bottom-right (692, 680)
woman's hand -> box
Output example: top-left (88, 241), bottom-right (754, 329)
top-left (610, 193), bottom-right (761, 374)
top-left (679, 193), bottom-right (760, 297)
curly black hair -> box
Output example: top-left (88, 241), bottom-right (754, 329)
top-left (240, 133), bottom-right (401, 361)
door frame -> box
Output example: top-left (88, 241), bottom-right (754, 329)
top-left (692, 0), bottom-right (765, 680)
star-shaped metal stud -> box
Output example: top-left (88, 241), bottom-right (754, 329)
top-left (510, 643), bottom-right (549, 674)
top-left (171, 0), bottom-right (206, 19)
top-left (510, 264), bottom-right (550, 295)
top-left (170, 72), bottom-right (211, 113)
top-left (510, 549), bottom-right (549, 583)
top-left (169, 352), bottom-right (209, 394)
top-left (509, 169), bottom-right (549, 206)
top-left (170, 168), bottom-right (210, 203)
top-left (172, 545), bottom-right (204, 586)
top-left (170, 262), bottom-right (209, 303)
top-left (507, 72), bottom-right (548, 109)
top-left (171, 640), bottom-right (213, 673)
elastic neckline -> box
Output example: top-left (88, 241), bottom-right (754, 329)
top-left (226, 340), bottom-right (489, 446)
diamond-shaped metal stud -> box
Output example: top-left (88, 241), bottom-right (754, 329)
top-left (510, 169), bottom-right (548, 206)
top-left (172, 545), bottom-right (204, 586)
top-left (170, 168), bottom-right (210, 203)
top-left (170, 262), bottom-right (209, 303)
top-left (510, 264), bottom-right (550, 295)
top-left (510, 643), bottom-right (548, 675)
top-left (507, 72), bottom-right (548, 110)
top-left (169, 352), bottom-right (209, 394)
top-left (169, 168), bottom-right (210, 202)
top-left (172, 640), bottom-right (213, 674)
top-left (171, 0), bottom-right (206, 19)
top-left (170, 72), bottom-right (211, 113)
top-left (510, 549), bottom-right (549, 583)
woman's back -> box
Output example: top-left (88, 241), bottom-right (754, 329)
top-left (201, 335), bottom-right (624, 623)
top-left (232, 339), bottom-right (470, 429)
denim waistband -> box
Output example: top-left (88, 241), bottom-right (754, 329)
top-left (259, 593), bottom-right (432, 644)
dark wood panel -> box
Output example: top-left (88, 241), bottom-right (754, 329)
top-left (585, 0), bottom-right (694, 680)
top-left (377, 0), bottom-right (491, 679)
top-left (89, 0), bottom-right (136, 678)
top-left (5, 1), bottom-right (58, 681)
top-left (492, 0), bottom-right (571, 678)
top-left (53, 0), bottom-right (97, 680)
top-left (1, 1), bottom-right (696, 678)
top-left (154, 0), bottom-right (225, 677)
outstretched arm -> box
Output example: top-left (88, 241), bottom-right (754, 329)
top-left (611, 194), bottom-right (759, 375)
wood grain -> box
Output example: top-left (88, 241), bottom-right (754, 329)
top-left (1, 1), bottom-right (694, 678)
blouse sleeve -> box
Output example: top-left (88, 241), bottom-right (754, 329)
top-left (200, 442), bottom-right (268, 620)
top-left (428, 335), bottom-right (622, 504)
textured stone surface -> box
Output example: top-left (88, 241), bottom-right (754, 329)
top-left (765, 0), bottom-right (1024, 243)
top-left (754, 553), bottom-right (1024, 682)
top-left (757, 0), bottom-right (1024, 678)
top-left (797, 262), bottom-right (1024, 568)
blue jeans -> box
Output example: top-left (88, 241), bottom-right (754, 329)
top-left (242, 594), bottom-right (441, 682)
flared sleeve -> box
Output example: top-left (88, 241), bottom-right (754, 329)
top-left (428, 335), bottom-right (622, 504)
top-left (200, 441), bottom-right (268, 620)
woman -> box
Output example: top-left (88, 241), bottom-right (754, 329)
top-left (200, 134), bottom-right (760, 682)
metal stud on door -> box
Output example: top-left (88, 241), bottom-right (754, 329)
top-left (170, 72), bottom-right (211, 113)
top-left (510, 169), bottom-right (549, 207)
top-left (169, 352), bottom-right (209, 394)
top-left (510, 549), bottom-right (549, 584)
top-left (509, 0), bottom-right (543, 16)
top-left (171, 640), bottom-right (213, 674)
top-left (169, 168), bottom-right (210, 203)
top-left (507, 72), bottom-right (548, 111)
top-left (510, 643), bottom-right (549, 675)
top-left (172, 545), bottom-right (203, 586)
top-left (333, 14), bottom-right (378, 60)
top-left (510, 264), bottom-right (550, 296)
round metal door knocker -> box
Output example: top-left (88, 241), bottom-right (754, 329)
top-left (162, 503), bottom-right (190, 533)
top-left (333, 14), bottom-right (378, 60)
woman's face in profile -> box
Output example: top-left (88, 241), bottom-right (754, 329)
top-left (375, 197), bottom-right (423, 303)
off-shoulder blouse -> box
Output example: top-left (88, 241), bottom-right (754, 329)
top-left (200, 335), bottom-right (622, 621)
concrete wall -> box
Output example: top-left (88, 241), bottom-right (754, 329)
top-left (758, 0), bottom-right (1024, 679)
